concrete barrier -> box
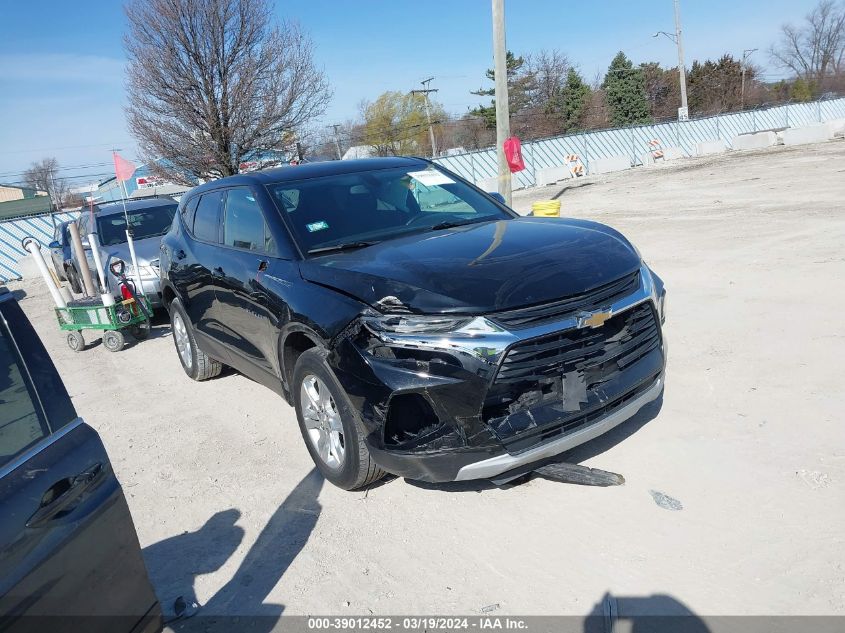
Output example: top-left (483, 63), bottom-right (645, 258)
top-left (696, 139), bottom-right (729, 156)
top-left (732, 131), bottom-right (777, 151)
top-left (589, 155), bottom-right (630, 175)
top-left (827, 118), bottom-right (845, 138)
top-left (536, 165), bottom-right (571, 186)
top-left (475, 176), bottom-right (498, 192)
top-left (782, 124), bottom-right (832, 146)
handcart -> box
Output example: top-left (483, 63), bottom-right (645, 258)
top-left (56, 294), bottom-right (152, 352)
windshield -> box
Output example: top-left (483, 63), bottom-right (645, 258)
top-left (267, 165), bottom-right (513, 254)
top-left (96, 204), bottom-right (177, 246)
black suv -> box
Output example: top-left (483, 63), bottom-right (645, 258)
top-left (160, 157), bottom-right (666, 490)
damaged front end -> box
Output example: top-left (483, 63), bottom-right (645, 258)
top-left (327, 263), bottom-right (667, 483)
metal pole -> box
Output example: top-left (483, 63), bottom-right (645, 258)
top-left (328, 124), bottom-right (342, 160)
top-left (492, 0), bottom-right (512, 205)
top-left (741, 49), bottom-right (757, 110)
top-left (421, 78), bottom-right (438, 157)
top-left (48, 169), bottom-right (61, 229)
top-left (674, 0), bottom-right (689, 118)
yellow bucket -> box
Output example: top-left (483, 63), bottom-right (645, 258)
top-left (531, 200), bottom-right (561, 217)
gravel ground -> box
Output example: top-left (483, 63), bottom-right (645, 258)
top-left (8, 140), bottom-right (845, 623)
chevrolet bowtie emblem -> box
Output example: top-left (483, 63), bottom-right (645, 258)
top-left (577, 310), bottom-right (612, 329)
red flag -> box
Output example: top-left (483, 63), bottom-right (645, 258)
top-left (112, 152), bottom-right (136, 181)
top-left (503, 136), bottom-right (525, 173)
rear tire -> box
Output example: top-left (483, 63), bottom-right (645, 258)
top-left (292, 348), bottom-right (385, 490)
top-left (130, 323), bottom-right (150, 340)
top-left (169, 298), bottom-right (222, 381)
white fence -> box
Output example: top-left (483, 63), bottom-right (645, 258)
top-left (0, 211), bottom-right (80, 282)
top-left (2, 98), bottom-right (843, 281)
top-left (433, 98), bottom-right (845, 189)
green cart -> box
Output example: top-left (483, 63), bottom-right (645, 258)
top-left (56, 295), bottom-right (152, 352)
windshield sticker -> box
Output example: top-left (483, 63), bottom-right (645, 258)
top-left (407, 169), bottom-right (455, 187)
top-left (306, 220), bottom-right (329, 233)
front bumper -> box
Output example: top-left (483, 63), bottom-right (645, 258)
top-left (329, 263), bottom-right (666, 483)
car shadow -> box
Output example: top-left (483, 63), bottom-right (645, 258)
top-left (406, 394), bottom-right (664, 494)
top-left (144, 468), bottom-right (324, 632)
top-left (583, 591), bottom-right (711, 633)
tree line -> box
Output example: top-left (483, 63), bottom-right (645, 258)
top-left (16, 0), bottom-right (845, 191)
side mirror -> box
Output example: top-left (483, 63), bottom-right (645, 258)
top-left (488, 192), bottom-right (506, 205)
top-left (48, 241), bottom-right (61, 249)
top-left (109, 260), bottom-right (125, 277)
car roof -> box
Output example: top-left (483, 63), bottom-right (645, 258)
top-left (186, 156), bottom-right (432, 197)
top-left (91, 197), bottom-right (177, 217)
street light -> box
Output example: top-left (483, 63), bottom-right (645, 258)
top-left (652, 0), bottom-right (689, 121)
top-left (741, 48), bottom-right (758, 109)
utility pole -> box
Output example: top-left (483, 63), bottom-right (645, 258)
top-left (48, 166), bottom-right (61, 229)
top-left (327, 124), bottom-right (343, 160)
top-left (741, 48), bottom-right (758, 109)
top-left (411, 77), bottom-right (439, 158)
top-left (673, 0), bottom-right (689, 120)
top-left (491, 0), bottom-right (512, 205)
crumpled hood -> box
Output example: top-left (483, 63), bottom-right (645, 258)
top-left (298, 217), bottom-right (642, 314)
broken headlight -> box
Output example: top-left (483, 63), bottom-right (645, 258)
top-left (363, 313), bottom-right (504, 336)
top-left (657, 290), bottom-right (667, 324)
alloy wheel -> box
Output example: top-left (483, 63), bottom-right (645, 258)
top-left (173, 313), bottom-right (192, 370)
top-left (300, 374), bottom-right (345, 470)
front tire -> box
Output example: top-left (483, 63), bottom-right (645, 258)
top-left (67, 267), bottom-right (82, 294)
top-left (169, 298), bottom-right (222, 381)
top-left (102, 329), bottom-right (125, 352)
top-left (292, 348), bottom-right (385, 490)
top-left (67, 330), bottom-right (85, 352)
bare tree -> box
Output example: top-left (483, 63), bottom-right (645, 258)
top-left (22, 157), bottom-right (66, 208)
top-left (525, 49), bottom-right (572, 109)
top-left (124, 0), bottom-right (332, 182)
top-left (770, 0), bottom-right (845, 90)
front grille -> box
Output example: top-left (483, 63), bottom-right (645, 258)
top-left (483, 302), bottom-right (662, 452)
top-left (495, 302), bottom-right (658, 385)
top-left (490, 271), bottom-right (640, 329)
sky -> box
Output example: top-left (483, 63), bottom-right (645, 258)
top-left (0, 0), bottom-right (820, 185)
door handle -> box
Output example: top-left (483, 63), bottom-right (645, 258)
top-left (212, 267), bottom-right (224, 278)
top-left (27, 463), bottom-right (104, 528)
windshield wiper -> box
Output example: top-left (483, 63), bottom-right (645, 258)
top-left (429, 218), bottom-right (493, 231)
top-left (307, 240), bottom-right (379, 255)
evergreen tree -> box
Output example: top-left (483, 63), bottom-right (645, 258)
top-left (470, 51), bottom-right (535, 129)
top-left (601, 52), bottom-right (651, 126)
top-left (560, 69), bottom-right (590, 131)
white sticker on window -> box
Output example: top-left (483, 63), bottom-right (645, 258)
top-left (407, 169), bottom-right (455, 187)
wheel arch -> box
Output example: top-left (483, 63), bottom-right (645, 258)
top-left (278, 325), bottom-right (327, 392)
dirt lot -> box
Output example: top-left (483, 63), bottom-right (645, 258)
top-left (9, 141), bottom-right (845, 621)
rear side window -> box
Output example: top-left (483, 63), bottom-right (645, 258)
top-left (193, 192), bottom-right (223, 243)
top-left (223, 188), bottom-right (272, 252)
top-left (0, 322), bottom-right (49, 468)
top-left (181, 196), bottom-right (200, 226)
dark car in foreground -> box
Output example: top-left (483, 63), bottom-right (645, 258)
top-left (159, 157), bottom-right (666, 490)
top-left (0, 288), bottom-right (161, 632)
